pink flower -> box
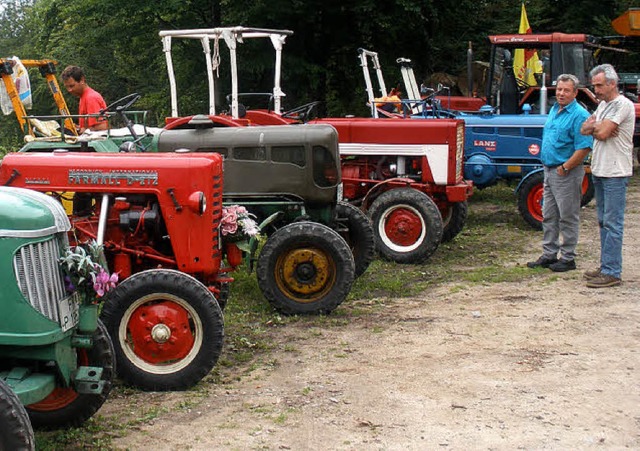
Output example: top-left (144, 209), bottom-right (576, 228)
top-left (221, 205), bottom-right (260, 238)
top-left (221, 208), bottom-right (239, 236)
top-left (93, 268), bottom-right (119, 297)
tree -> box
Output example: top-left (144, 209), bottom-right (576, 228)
top-left (0, 0), bottom-right (636, 143)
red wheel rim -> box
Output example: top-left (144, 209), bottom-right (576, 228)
top-left (527, 183), bottom-right (544, 222)
top-left (126, 300), bottom-right (195, 365)
top-left (581, 175), bottom-right (589, 195)
top-left (27, 350), bottom-right (88, 411)
top-left (383, 207), bottom-right (424, 246)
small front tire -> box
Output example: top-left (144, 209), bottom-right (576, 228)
top-left (257, 222), bottom-right (355, 315)
top-left (368, 188), bottom-right (443, 263)
top-left (100, 269), bottom-right (224, 391)
top-left (26, 320), bottom-right (115, 429)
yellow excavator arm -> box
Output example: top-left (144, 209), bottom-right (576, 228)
top-left (0, 58), bottom-right (77, 136)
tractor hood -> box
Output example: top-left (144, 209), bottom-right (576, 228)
top-left (0, 186), bottom-right (70, 238)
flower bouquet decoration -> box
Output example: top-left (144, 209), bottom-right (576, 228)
top-left (221, 205), bottom-right (260, 246)
top-left (221, 205), bottom-right (260, 266)
top-left (59, 240), bottom-right (118, 306)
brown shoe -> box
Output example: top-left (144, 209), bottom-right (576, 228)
top-left (583, 268), bottom-right (601, 280)
top-left (586, 274), bottom-right (621, 288)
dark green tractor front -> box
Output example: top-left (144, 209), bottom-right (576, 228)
top-left (0, 187), bottom-right (114, 450)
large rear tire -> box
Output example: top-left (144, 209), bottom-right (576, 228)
top-left (0, 379), bottom-right (34, 451)
top-left (517, 172), bottom-right (544, 230)
top-left (334, 201), bottom-right (375, 277)
top-left (368, 188), bottom-right (443, 263)
top-left (100, 269), bottom-right (224, 391)
top-left (26, 320), bottom-right (114, 429)
top-left (440, 201), bottom-right (468, 242)
top-left (257, 222), bottom-right (355, 315)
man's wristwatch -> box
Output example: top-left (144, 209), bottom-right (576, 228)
top-left (561, 164), bottom-right (569, 174)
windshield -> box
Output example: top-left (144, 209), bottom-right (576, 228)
top-left (555, 43), bottom-right (591, 85)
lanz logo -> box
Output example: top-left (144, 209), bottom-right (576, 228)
top-left (528, 144), bottom-right (540, 155)
top-left (474, 140), bottom-right (497, 151)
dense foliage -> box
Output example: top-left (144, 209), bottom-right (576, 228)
top-left (0, 0), bottom-right (637, 151)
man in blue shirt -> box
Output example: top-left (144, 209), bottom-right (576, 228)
top-left (527, 74), bottom-right (593, 272)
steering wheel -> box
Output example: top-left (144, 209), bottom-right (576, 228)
top-left (101, 93), bottom-right (141, 114)
top-left (281, 101), bottom-right (321, 123)
top-left (515, 78), bottom-right (531, 91)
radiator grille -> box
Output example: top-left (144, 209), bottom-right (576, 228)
top-left (456, 123), bottom-right (465, 181)
top-left (13, 235), bottom-right (68, 323)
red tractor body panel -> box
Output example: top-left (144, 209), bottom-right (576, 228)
top-left (0, 152), bottom-right (224, 280)
top-left (311, 117), bottom-right (471, 207)
top-left (488, 32), bottom-right (592, 45)
top-left (434, 96), bottom-right (485, 112)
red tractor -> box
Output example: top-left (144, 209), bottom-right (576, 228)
top-left (0, 151), bottom-right (229, 391)
top-left (468, 23), bottom-right (640, 146)
top-left (159, 27), bottom-right (473, 264)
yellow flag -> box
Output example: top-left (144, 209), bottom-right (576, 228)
top-left (513, 4), bottom-right (541, 86)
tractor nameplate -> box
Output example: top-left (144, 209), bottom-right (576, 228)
top-left (68, 169), bottom-right (158, 186)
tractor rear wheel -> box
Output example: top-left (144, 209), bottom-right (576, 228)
top-left (100, 269), bottom-right (223, 391)
top-left (0, 379), bottom-right (34, 451)
top-left (440, 201), bottom-right (468, 242)
top-left (335, 201), bottom-right (375, 277)
top-left (257, 222), bottom-right (355, 315)
top-left (368, 188), bottom-right (443, 263)
top-left (27, 320), bottom-right (114, 428)
top-left (517, 172), bottom-right (544, 230)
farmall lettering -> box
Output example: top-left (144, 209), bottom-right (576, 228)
top-left (68, 169), bottom-right (159, 186)
top-left (473, 140), bottom-right (497, 151)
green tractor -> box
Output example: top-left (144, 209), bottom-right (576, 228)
top-left (0, 186), bottom-right (114, 450)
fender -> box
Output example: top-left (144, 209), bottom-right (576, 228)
top-left (361, 177), bottom-right (415, 210)
top-left (515, 168), bottom-right (544, 195)
top-left (164, 114), bottom-right (245, 129)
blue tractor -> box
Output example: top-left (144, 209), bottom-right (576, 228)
top-left (451, 108), bottom-right (592, 229)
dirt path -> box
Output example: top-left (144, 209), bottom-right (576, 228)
top-left (109, 181), bottom-right (640, 450)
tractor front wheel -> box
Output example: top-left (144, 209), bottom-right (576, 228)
top-left (27, 320), bottom-right (114, 428)
top-left (257, 222), bottom-right (355, 315)
top-left (0, 379), bottom-right (34, 451)
top-left (100, 269), bottom-right (224, 391)
top-left (335, 201), bottom-right (375, 278)
top-left (368, 188), bottom-right (443, 263)
top-left (517, 172), bottom-right (544, 230)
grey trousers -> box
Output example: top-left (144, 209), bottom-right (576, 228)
top-left (542, 165), bottom-right (584, 261)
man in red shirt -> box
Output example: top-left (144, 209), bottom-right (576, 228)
top-left (61, 65), bottom-right (108, 133)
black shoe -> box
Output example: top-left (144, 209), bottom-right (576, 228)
top-left (549, 259), bottom-right (576, 272)
top-left (527, 255), bottom-right (558, 268)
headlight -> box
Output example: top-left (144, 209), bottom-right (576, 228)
top-left (188, 191), bottom-right (206, 215)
